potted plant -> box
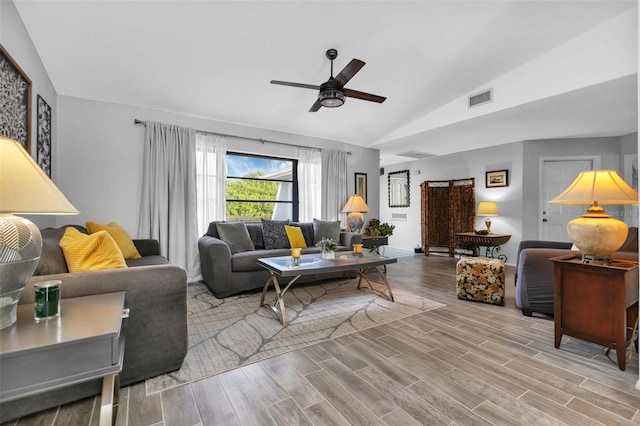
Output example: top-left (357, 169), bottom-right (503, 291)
top-left (316, 237), bottom-right (338, 259)
top-left (364, 219), bottom-right (395, 237)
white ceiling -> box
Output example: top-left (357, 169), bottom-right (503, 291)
top-left (13, 0), bottom-right (638, 165)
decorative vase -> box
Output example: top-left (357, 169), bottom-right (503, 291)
top-left (322, 250), bottom-right (335, 260)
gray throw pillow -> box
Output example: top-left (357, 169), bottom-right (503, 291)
top-left (313, 218), bottom-right (340, 244)
top-left (261, 219), bottom-right (290, 249)
top-left (216, 222), bottom-right (255, 254)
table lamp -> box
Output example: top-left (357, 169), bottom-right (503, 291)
top-left (549, 169), bottom-right (638, 263)
top-left (0, 137), bottom-right (79, 329)
top-left (477, 201), bottom-right (499, 234)
top-left (342, 195), bottom-right (369, 233)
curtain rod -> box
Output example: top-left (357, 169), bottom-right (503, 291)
top-left (134, 119), bottom-right (351, 155)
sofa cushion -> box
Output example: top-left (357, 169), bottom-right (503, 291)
top-left (313, 219), bottom-right (340, 245)
top-left (246, 223), bottom-right (265, 249)
top-left (261, 219), bottom-right (290, 250)
top-left (205, 221), bottom-right (223, 238)
top-left (60, 227), bottom-right (128, 272)
top-left (285, 225), bottom-right (307, 248)
top-left (216, 222), bottom-right (255, 254)
top-left (34, 226), bottom-right (88, 276)
top-left (86, 221), bottom-right (142, 259)
top-left (126, 255), bottom-right (169, 267)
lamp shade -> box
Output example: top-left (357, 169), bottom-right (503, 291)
top-left (549, 169), bottom-right (638, 206)
top-left (341, 195), bottom-right (370, 213)
top-left (0, 137), bottom-right (78, 329)
top-left (477, 201), bottom-right (499, 216)
top-left (0, 137), bottom-right (79, 214)
top-left (548, 169), bottom-right (638, 261)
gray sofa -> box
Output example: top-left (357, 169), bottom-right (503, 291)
top-left (198, 220), bottom-right (363, 298)
top-left (515, 227), bottom-right (638, 317)
top-left (1, 225), bottom-right (188, 422)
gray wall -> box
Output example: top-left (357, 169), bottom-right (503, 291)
top-left (522, 136), bottom-right (631, 240)
top-left (1, 0), bottom-right (59, 228)
top-left (56, 96), bottom-right (380, 236)
top-left (380, 142), bottom-right (524, 265)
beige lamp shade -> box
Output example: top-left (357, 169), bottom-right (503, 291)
top-left (548, 169), bottom-right (638, 260)
top-left (549, 169), bottom-right (638, 206)
top-left (0, 137), bottom-right (79, 214)
top-left (341, 195), bottom-right (370, 213)
top-left (477, 201), bottom-right (499, 216)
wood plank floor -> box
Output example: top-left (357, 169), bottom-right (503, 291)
top-left (5, 255), bottom-right (640, 426)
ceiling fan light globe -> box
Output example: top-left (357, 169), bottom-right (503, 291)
top-left (319, 90), bottom-right (345, 108)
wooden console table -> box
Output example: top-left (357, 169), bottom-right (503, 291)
top-left (551, 254), bottom-right (639, 370)
top-left (455, 233), bottom-right (511, 261)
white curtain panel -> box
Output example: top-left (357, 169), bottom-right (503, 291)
top-left (138, 121), bottom-right (200, 281)
top-left (321, 148), bottom-right (347, 222)
top-left (195, 133), bottom-right (227, 235)
top-left (298, 147), bottom-right (322, 222)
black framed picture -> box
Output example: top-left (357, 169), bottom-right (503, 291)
top-left (355, 172), bottom-right (367, 202)
top-left (37, 95), bottom-right (52, 177)
top-left (0, 44), bottom-right (32, 152)
top-left (486, 170), bottom-right (509, 188)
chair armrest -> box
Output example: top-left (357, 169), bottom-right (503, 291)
top-left (340, 232), bottom-right (362, 248)
top-left (133, 239), bottom-right (161, 256)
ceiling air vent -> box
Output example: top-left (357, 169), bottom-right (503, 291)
top-left (397, 151), bottom-right (434, 159)
top-left (469, 89), bottom-right (492, 108)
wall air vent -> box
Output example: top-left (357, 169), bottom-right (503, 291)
top-left (468, 89), bottom-right (492, 108)
top-left (397, 151), bottom-right (434, 159)
top-left (391, 213), bottom-right (408, 222)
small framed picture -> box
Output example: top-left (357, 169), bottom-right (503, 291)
top-left (355, 172), bottom-right (367, 202)
top-left (486, 170), bottom-right (508, 188)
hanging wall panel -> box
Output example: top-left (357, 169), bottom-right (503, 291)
top-left (421, 178), bottom-right (475, 256)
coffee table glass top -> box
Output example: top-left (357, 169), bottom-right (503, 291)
top-left (258, 252), bottom-right (397, 277)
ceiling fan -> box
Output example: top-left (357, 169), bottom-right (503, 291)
top-left (270, 49), bottom-right (386, 112)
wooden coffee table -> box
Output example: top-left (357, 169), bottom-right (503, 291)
top-left (258, 252), bottom-right (397, 326)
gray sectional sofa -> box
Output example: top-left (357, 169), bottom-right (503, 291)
top-left (515, 227), bottom-right (638, 316)
top-left (1, 225), bottom-right (188, 422)
top-left (198, 220), bottom-right (363, 298)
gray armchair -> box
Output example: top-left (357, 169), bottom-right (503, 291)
top-left (515, 227), bottom-right (638, 317)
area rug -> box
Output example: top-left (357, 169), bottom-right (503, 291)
top-left (145, 278), bottom-right (445, 394)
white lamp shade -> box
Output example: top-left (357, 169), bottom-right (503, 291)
top-left (0, 137), bottom-right (79, 214)
top-left (477, 201), bottom-right (498, 216)
top-left (341, 195), bottom-right (370, 213)
top-left (549, 169), bottom-right (638, 206)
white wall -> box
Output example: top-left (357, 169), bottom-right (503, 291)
top-left (380, 142), bottom-right (524, 265)
top-left (56, 96), bottom-right (380, 236)
top-left (1, 0), bottom-right (59, 228)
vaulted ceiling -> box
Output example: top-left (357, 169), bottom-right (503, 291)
top-left (13, 0), bottom-right (638, 165)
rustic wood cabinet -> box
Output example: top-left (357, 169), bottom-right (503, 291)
top-left (552, 254), bottom-right (638, 370)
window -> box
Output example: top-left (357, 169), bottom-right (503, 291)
top-left (226, 152), bottom-right (299, 222)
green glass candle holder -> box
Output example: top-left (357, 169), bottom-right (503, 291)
top-left (34, 280), bottom-right (61, 321)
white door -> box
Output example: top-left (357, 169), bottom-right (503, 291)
top-left (539, 158), bottom-right (598, 241)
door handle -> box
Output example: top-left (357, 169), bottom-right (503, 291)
top-left (542, 218), bottom-right (548, 222)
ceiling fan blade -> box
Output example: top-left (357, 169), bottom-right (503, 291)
top-left (270, 80), bottom-right (320, 91)
top-left (309, 99), bottom-right (322, 112)
top-left (343, 88), bottom-right (386, 103)
top-left (334, 59), bottom-right (365, 86)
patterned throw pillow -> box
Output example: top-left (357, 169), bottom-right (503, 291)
top-left (86, 221), bottom-right (142, 259)
top-left (261, 219), bottom-right (290, 249)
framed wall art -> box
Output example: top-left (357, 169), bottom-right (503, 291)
top-left (37, 95), bottom-right (52, 177)
top-left (355, 172), bottom-right (367, 202)
top-left (0, 44), bottom-right (32, 152)
top-left (486, 170), bottom-right (509, 188)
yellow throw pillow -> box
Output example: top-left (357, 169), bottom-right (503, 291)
top-left (284, 225), bottom-right (307, 248)
top-left (60, 227), bottom-right (128, 272)
top-left (86, 221), bottom-right (142, 259)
